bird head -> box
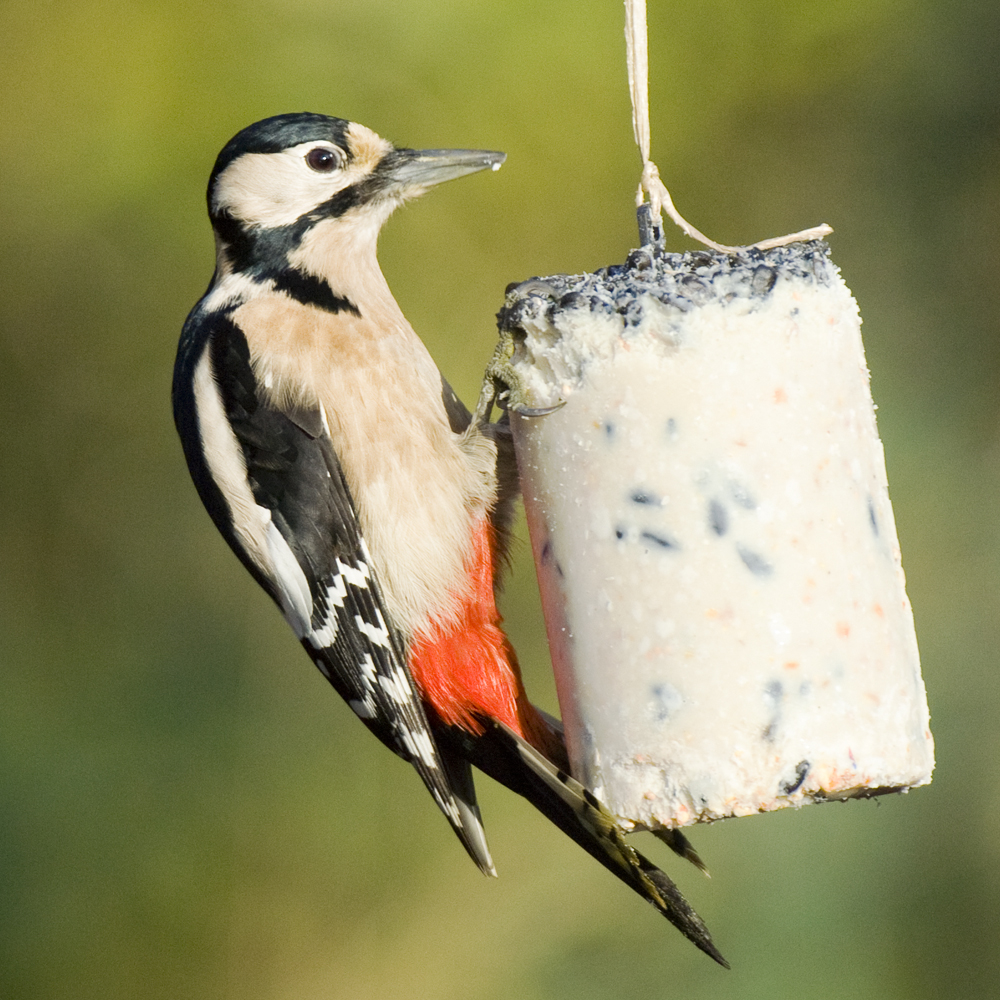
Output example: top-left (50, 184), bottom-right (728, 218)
top-left (205, 113), bottom-right (505, 277)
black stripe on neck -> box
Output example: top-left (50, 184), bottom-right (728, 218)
top-left (272, 269), bottom-right (361, 316)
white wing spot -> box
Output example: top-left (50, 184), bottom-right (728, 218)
top-left (191, 347), bottom-right (271, 578)
top-left (359, 654), bottom-right (378, 690)
top-left (431, 787), bottom-right (461, 824)
top-left (379, 664), bottom-right (413, 705)
top-left (319, 403), bottom-right (332, 437)
top-left (355, 607), bottom-right (390, 648)
top-left (324, 573), bottom-right (348, 608)
top-left (337, 558), bottom-right (371, 589)
top-left (264, 515), bottom-right (312, 638)
top-left (309, 610), bottom-right (338, 648)
top-left (400, 726), bottom-right (439, 769)
top-left (349, 696), bottom-right (377, 719)
top-left (306, 574), bottom-right (351, 647)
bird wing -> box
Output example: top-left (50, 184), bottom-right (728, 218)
top-left (173, 306), bottom-right (494, 874)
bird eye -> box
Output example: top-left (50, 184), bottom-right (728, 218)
top-left (305, 147), bottom-right (341, 172)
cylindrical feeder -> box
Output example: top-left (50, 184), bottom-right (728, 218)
top-left (498, 239), bottom-right (933, 830)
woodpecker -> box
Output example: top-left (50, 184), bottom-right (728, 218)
top-left (173, 112), bottom-right (726, 966)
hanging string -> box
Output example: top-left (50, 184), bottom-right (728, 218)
top-left (624, 0), bottom-right (832, 253)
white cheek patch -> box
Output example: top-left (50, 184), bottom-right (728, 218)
top-left (212, 142), bottom-right (375, 229)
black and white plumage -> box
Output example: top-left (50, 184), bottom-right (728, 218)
top-left (173, 114), bottom-right (503, 870)
top-left (173, 113), bottom-right (726, 966)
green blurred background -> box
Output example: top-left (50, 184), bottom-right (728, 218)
top-left (2, 0), bottom-right (998, 996)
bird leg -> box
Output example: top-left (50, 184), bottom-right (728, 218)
top-left (475, 328), bottom-right (565, 425)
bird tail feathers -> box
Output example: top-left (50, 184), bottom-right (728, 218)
top-left (441, 719), bottom-right (728, 967)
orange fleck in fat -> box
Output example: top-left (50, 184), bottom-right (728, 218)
top-left (773, 387), bottom-right (788, 404)
top-left (835, 621), bottom-right (851, 638)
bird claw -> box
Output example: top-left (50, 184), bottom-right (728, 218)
top-left (475, 329), bottom-right (564, 426)
top-left (499, 395), bottom-right (566, 418)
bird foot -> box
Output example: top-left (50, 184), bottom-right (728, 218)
top-left (474, 330), bottom-right (565, 428)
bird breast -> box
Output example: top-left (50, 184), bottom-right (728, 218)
top-left (230, 290), bottom-right (498, 640)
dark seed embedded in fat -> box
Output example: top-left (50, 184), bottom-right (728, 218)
top-left (751, 265), bottom-right (777, 295)
top-left (730, 481), bottom-right (756, 510)
top-left (650, 683), bottom-right (683, 722)
top-left (681, 274), bottom-right (710, 304)
top-left (496, 241), bottom-right (834, 343)
top-left (709, 499), bottom-right (728, 536)
top-left (738, 545), bottom-right (773, 576)
top-left (781, 760), bottom-right (810, 795)
top-left (626, 248), bottom-right (653, 271)
top-left (762, 681), bottom-right (783, 743)
top-left (641, 531), bottom-right (678, 550)
top-left (868, 496), bottom-right (879, 536)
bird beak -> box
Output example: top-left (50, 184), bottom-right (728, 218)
top-left (378, 148), bottom-right (506, 194)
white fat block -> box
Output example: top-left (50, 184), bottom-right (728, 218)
top-left (498, 242), bottom-right (933, 830)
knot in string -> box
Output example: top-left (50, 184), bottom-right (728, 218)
top-left (623, 0), bottom-right (832, 253)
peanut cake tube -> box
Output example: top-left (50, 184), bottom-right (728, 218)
top-left (497, 241), bottom-right (933, 830)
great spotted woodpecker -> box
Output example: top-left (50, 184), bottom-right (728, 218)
top-left (173, 112), bottom-right (725, 966)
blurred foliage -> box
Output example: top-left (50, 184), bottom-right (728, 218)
top-left (1, 0), bottom-right (998, 997)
